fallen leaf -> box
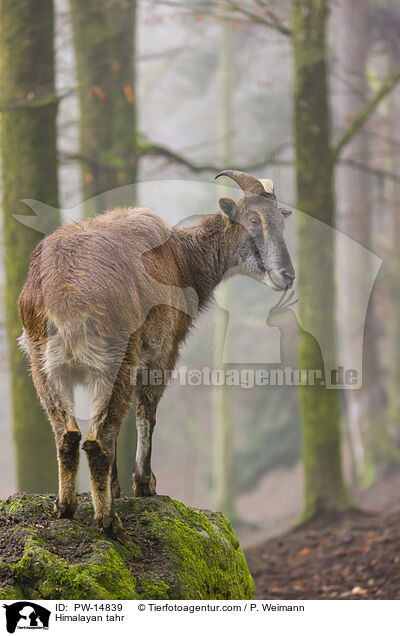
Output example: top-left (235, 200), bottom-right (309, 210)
top-left (351, 586), bottom-right (367, 595)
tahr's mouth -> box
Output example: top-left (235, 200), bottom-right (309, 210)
top-left (264, 270), bottom-right (288, 291)
top-left (267, 267), bottom-right (295, 291)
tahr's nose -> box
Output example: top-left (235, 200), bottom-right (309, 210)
top-left (279, 268), bottom-right (295, 289)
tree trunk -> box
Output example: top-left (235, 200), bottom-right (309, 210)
top-left (70, 0), bottom-right (138, 492)
top-left (385, 48), bottom-right (400, 444)
top-left (335, 0), bottom-right (369, 482)
top-left (335, 0), bottom-right (386, 485)
top-left (292, 0), bottom-right (352, 521)
top-left (212, 15), bottom-right (236, 520)
top-left (0, 0), bottom-right (60, 491)
top-left (70, 0), bottom-right (138, 212)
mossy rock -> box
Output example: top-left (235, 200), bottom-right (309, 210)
top-left (0, 493), bottom-right (254, 600)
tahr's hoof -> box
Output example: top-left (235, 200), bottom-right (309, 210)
top-left (54, 496), bottom-right (77, 520)
top-left (96, 513), bottom-right (123, 538)
top-left (132, 471), bottom-right (156, 497)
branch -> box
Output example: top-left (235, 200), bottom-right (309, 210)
top-left (62, 146), bottom-right (400, 185)
top-left (59, 151), bottom-right (116, 171)
top-left (0, 92), bottom-right (62, 112)
top-left (0, 77), bottom-right (136, 113)
top-left (140, 143), bottom-right (219, 172)
top-left (140, 141), bottom-right (293, 172)
top-left (220, 1), bottom-right (291, 36)
top-left (61, 140), bottom-right (293, 174)
top-left (141, 0), bottom-right (291, 34)
top-left (340, 158), bottom-right (400, 184)
top-left (333, 69), bottom-right (400, 160)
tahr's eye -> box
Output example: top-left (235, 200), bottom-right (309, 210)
top-left (249, 215), bottom-right (260, 226)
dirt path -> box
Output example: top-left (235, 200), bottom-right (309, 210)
top-left (244, 468), bottom-right (400, 599)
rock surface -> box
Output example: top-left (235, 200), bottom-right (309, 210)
top-left (0, 492), bottom-right (254, 600)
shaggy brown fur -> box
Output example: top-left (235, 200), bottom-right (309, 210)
top-left (18, 174), bottom-right (294, 536)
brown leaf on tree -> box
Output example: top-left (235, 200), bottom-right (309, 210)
top-left (123, 84), bottom-right (135, 103)
top-left (86, 86), bottom-right (106, 102)
top-left (93, 86), bottom-right (106, 102)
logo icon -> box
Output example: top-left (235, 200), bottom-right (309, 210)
top-left (3, 602), bottom-right (50, 633)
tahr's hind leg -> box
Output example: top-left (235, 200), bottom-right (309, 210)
top-left (55, 426), bottom-right (82, 518)
top-left (132, 398), bottom-right (157, 497)
top-left (30, 355), bottom-right (81, 518)
top-left (84, 361), bottom-right (133, 536)
top-left (132, 365), bottom-right (166, 497)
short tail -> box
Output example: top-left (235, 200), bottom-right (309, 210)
top-left (47, 312), bottom-right (89, 362)
top-left (57, 322), bottom-right (88, 361)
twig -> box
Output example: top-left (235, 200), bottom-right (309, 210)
top-left (220, 1), bottom-right (291, 35)
top-left (339, 158), bottom-right (400, 184)
top-left (0, 93), bottom-right (62, 112)
top-left (62, 140), bottom-right (293, 174)
top-left (140, 140), bottom-right (293, 171)
top-left (333, 69), bottom-right (400, 160)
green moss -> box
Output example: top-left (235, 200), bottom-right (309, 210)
top-left (13, 534), bottom-right (137, 600)
top-left (135, 575), bottom-right (170, 599)
top-left (0, 493), bottom-right (254, 600)
top-left (140, 503), bottom-right (253, 599)
top-left (0, 585), bottom-right (23, 600)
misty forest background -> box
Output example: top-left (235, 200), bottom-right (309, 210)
top-left (1, 0), bottom-right (400, 546)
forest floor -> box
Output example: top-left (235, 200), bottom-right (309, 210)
top-left (244, 467), bottom-right (400, 599)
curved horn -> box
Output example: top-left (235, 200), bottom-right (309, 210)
top-left (259, 178), bottom-right (274, 194)
top-left (215, 169), bottom-right (267, 196)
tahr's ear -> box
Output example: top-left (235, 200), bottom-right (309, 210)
top-left (219, 197), bottom-right (237, 220)
top-left (280, 207), bottom-right (292, 218)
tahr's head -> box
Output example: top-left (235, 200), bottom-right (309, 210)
top-left (216, 170), bottom-right (295, 290)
